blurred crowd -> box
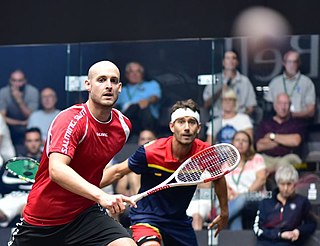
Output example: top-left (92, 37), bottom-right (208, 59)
top-left (0, 51), bottom-right (319, 243)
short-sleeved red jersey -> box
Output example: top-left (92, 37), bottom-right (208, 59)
top-left (24, 103), bottom-right (131, 226)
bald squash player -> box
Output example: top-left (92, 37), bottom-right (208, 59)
top-left (101, 99), bottom-right (228, 246)
top-left (9, 61), bottom-right (137, 246)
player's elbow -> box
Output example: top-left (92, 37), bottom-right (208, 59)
top-left (49, 162), bottom-right (61, 183)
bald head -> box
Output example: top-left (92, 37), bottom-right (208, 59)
top-left (88, 61), bottom-right (120, 80)
top-left (274, 93), bottom-right (291, 118)
top-left (275, 92), bottom-right (290, 104)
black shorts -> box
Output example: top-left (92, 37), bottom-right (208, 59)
top-left (8, 204), bottom-right (132, 246)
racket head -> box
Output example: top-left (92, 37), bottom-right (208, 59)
top-left (5, 157), bottom-right (39, 183)
top-left (175, 143), bottom-right (240, 184)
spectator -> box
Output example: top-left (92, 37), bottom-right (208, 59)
top-left (253, 164), bottom-right (317, 245)
top-left (206, 89), bottom-right (253, 145)
top-left (264, 50), bottom-right (316, 120)
top-left (27, 87), bottom-right (60, 144)
top-left (226, 131), bottom-right (267, 230)
top-left (0, 114), bottom-right (15, 162)
top-left (116, 62), bottom-right (161, 135)
top-left (0, 127), bottom-right (42, 227)
top-left (203, 50), bottom-right (257, 117)
top-left (187, 131), bottom-right (266, 231)
top-left (0, 70), bottom-right (39, 152)
top-left (255, 93), bottom-right (305, 173)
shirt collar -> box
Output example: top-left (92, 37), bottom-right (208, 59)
top-left (164, 136), bottom-right (197, 163)
top-left (283, 71), bottom-right (301, 81)
top-left (222, 70), bottom-right (241, 84)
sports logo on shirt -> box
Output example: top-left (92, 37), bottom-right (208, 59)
top-left (96, 132), bottom-right (108, 137)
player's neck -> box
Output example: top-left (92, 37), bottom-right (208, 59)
top-left (171, 137), bottom-right (193, 162)
top-left (86, 101), bottom-right (112, 122)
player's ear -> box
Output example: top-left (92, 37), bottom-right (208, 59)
top-left (84, 79), bottom-right (91, 92)
top-left (169, 122), bottom-right (174, 133)
top-left (118, 82), bottom-right (122, 93)
top-left (197, 124), bottom-right (201, 134)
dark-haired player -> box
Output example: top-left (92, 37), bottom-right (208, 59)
top-left (101, 99), bottom-right (228, 246)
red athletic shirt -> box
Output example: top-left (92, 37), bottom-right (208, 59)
top-left (24, 103), bottom-right (131, 226)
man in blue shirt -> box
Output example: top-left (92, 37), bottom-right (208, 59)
top-left (117, 62), bottom-right (161, 135)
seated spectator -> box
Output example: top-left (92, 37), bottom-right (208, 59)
top-left (264, 50), bottom-right (316, 120)
top-left (0, 114), bottom-right (15, 162)
top-left (0, 127), bottom-right (42, 227)
top-left (116, 62), bottom-right (161, 135)
top-left (256, 93), bottom-right (305, 173)
top-left (203, 50), bottom-right (257, 117)
top-left (206, 89), bottom-right (253, 145)
top-left (0, 70), bottom-right (39, 153)
top-left (254, 164), bottom-right (317, 245)
top-left (187, 131), bottom-right (266, 231)
top-left (226, 131), bottom-right (267, 230)
top-left (27, 87), bottom-right (60, 145)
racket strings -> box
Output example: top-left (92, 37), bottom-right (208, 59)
top-left (176, 145), bottom-right (239, 182)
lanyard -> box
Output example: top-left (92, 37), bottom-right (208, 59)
top-left (231, 160), bottom-right (247, 187)
top-left (126, 84), bottom-right (142, 100)
top-left (282, 74), bottom-right (301, 98)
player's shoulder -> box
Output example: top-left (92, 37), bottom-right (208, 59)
top-left (52, 104), bottom-right (87, 125)
top-left (143, 137), bottom-right (168, 152)
top-left (193, 138), bottom-right (210, 150)
top-left (111, 108), bottom-right (132, 129)
top-left (112, 108), bottom-right (130, 121)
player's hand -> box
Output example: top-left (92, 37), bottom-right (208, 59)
top-left (99, 194), bottom-right (137, 215)
top-left (208, 212), bottom-right (228, 237)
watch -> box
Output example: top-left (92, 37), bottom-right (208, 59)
top-left (269, 133), bottom-right (276, 141)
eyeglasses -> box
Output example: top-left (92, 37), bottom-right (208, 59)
top-left (10, 78), bottom-right (25, 82)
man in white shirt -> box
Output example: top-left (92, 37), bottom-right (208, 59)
top-left (264, 50), bottom-right (315, 120)
top-left (203, 51), bottom-right (257, 117)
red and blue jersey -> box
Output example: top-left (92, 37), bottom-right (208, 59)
top-left (128, 136), bottom-right (209, 223)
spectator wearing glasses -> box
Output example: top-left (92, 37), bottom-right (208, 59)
top-left (0, 70), bottom-right (39, 153)
top-left (264, 50), bottom-right (316, 120)
top-left (116, 62), bottom-right (161, 136)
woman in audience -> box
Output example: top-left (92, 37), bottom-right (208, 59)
top-left (226, 130), bottom-right (267, 230)
top-left (187, 130), bottom-right (266, 231)
top-left (206, 89), bottom-right (253, 145)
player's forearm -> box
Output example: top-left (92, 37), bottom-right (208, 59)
top-left (214, 177), bottom-right (228, 216)
top-left (49, 160), bottom-right (106, 203)
top-left (100, 160), bottom-right (131, 188)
